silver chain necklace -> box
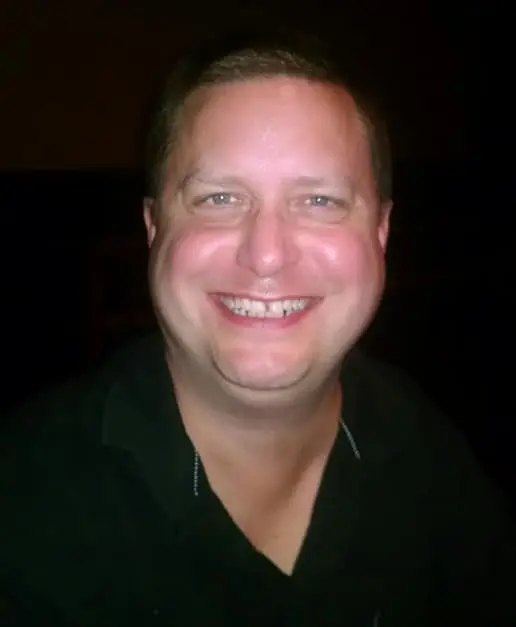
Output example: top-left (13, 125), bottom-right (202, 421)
top-left (192, 417), bottom-right (361, 497)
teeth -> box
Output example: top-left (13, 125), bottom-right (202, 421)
top-left (220, 297), bottom-right (309, 318)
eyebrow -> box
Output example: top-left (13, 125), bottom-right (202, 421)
top-left (178, 171), bottom-right (353, 190)
top-left (290, 175), bottom-right (352, 188)
top-left (175, 171), bottom-right (245, 193)
top-left (176, 171), bottom-right (199, 191)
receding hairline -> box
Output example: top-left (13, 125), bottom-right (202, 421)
top-left (158, 74), bottom-right (375, 192)
top-left (144, 33), bottom-right (392, 203)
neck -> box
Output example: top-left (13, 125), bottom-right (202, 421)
top-left (168, 356), bottom-right (343, 495)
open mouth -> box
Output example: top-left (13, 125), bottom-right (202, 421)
top-left (219, 296), bottom-right (312, 319)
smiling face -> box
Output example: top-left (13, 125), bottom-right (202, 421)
top-left (145, 76), bottom-right (391, 404)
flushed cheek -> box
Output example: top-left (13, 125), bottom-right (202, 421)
top-left (155, 226), bottom-right (237, 294)
top-left (314, 232), bottom-right (384, 287)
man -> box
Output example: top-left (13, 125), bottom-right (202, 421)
top-left (1, 29), bottom-right (514, 626)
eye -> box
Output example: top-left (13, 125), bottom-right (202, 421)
top-left (300, 195), bottom-right (350, 211)
top-left (188, 191), bottom-right (249, 221)
top-left (305, 195), bottom-right (335, 207)
top-left (199, 192), bottom-right (241, 207)
top-left (294, 193), bottom-right (352, 223)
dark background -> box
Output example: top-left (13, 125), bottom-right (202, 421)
top-left (1, 1), bottom-right (513, 501)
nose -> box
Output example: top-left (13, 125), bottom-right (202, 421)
top-left (236, 207), bottom-right (300, 277)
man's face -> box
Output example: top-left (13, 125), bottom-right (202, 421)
top-left (145, 76), bottom-right (391, 400)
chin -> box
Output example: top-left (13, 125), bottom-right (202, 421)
top-left (217, 379), bottom-right (313, 412)
top-left (214, 361), bottom-right (311, 394)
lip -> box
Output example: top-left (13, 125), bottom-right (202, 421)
top-left (212, 292), bottom-right (320, 302)
top-left (209, 293), bottom-right (321, 329)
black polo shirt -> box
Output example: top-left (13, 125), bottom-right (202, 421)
top-left (1, 334), bottom-right (514, 626)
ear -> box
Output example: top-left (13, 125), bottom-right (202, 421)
top-left (143, 197), bottom-right (156, 247)
top-left (378, 199), bottom-right (392, 252)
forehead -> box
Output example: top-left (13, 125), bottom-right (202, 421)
top-left (171, 76), bottom-right (370, 183)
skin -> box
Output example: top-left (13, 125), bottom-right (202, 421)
top-left (144, 76), bottom-right (391, 571)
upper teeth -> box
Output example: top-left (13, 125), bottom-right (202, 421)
top-left (220, 297), bottom-right (309, 318)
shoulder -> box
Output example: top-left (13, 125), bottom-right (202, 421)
top-left (0, 335), bottom-right (159, 620)
top-left (348, 351), bottom-right (515, 612)
top-left (350, 350), bottom-right (515, 600)
top-left (344, 349), bottom-right (482, 463)
top-left (0, 370), bottom-right (108, 603)
top-left (0, 376), bottom-right (104, 526)
top-left (0, 373), bottom-right (105, 473)
top-left (0, 333), bottom-right (163, 524)
top-left (1, 332), bottom-right (163, 454)
top-left (0, 335), bottom-right (167, 601)
top-left (344, 348), bottom-right (513, 539)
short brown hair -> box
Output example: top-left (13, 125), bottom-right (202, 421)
top-left (144, 28), bottom-right (392, 202)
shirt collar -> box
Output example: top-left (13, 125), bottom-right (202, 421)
top-left (101, 333), bottom-right (197, 523)
top-left (100, 333), bottom-right (398, 523)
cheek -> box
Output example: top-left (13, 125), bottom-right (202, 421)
top-left (313, 230), bottom-right (384, 286)
top-left (154, 225), bottom-right (235, 287)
